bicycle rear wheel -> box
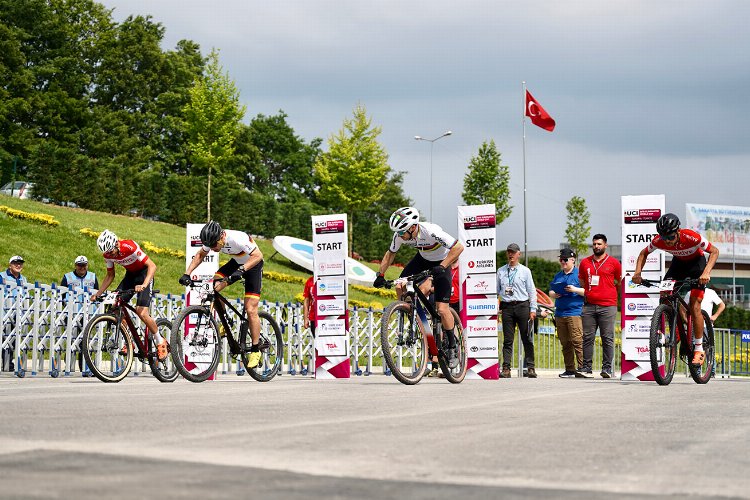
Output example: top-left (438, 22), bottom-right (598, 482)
top-left (82, 314), bottom-right (134, 383)
top-left (380, 301), bottom-right (428, 385)
top-left (170, 305), bottom-right (221, 383)
top-left (649, 304), bottom-right (677, 386)
top-left (149, 318), bottom-right (178, 383)
top-left (437, 308), bottom-right (467, 383)
top-left (244, 311), bottom-right (283, 382)
top-left (688, 311), bottom-right (714, 384)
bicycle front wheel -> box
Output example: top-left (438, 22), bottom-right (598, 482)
top-left (437, 308), bottom-right (467, 383)
top-left (688, 310), bottom-right (714, 384)
top-left (149, 318), bottom-right (178, 383)
top-left (244, 311), bottom-right (283, 382)
top-left (170, 305), bottom-right (221, 383)
top-left (82, 314), bottom-right (134, 383)
top-left (649, 304), bottom-right (677, 386)
top-left (380, 301), bottom-right (428, 385)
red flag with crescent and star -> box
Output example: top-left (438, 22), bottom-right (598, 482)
top-left (525, 90), bottom-right (555, 132)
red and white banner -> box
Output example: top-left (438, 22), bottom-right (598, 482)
top-left (458, 204), bottom-right (499, 379)
top-left (183, 224), bottom-right (220, 379)
top-left (621, 195), bottom-right (665, 381)
top-left (312, 214), bottom-right (350, 379)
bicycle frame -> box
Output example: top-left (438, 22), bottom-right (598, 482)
top-left (108, 293), bottom-right (153, 359)
top-left (208, 291), bottom-right (248, 356)
top-left (396, 273), bottom-right (441, 354)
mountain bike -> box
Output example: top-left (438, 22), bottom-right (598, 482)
top-left (642, 278), bottom-right (714, 385)
top-left (380, 270), bottom-right (467, 385)
top-left (82, 289), bottom-right (177, 383)
top-left (170, 277), bottom-right (283, 383)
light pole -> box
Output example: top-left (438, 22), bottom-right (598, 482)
top-left (414, 131), bottom-right (452, 220)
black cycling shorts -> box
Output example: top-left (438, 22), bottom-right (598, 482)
top-left (664, 255), bottom-right (706, 291)
top-left (401, 253), bottom-right (451, 303)
top-left (116, 268), bottom-right (153, 307)
top-left (216, 259), bottom-right (263, 298)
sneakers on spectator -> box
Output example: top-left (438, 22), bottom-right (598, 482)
top-left (427, 367), bottom-right (439, 378)
top-left (500, 366), bottom-right (511, 378)
top-left (527, 367), bottom-right (537, 378)
top-left (559, 370), bottom-right (576, 378)
top-left (600, 370), bottom-right (613, 379)
top-left (691, 351), bottom-right (705, 366)
top-left (576, 369), bottom-right (593, 378)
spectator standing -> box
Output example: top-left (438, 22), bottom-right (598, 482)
top-left (60, 255), bottom-right (99, 290)
top-left (1, 255), bottom-right (27, 287)
top-left (302, 275), bottom-right (316, 337)
top-left (548, 248), bottom-right (585, 378)
top-left (497, 243), bottom-right (537, 378)
top-left (578, 234), bottom-right (622, 379)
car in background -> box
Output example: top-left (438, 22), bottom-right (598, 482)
top-left (0, 181), bottom-right (34, 199)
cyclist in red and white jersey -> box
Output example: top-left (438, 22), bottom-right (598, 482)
top-left (373, 206), bottom-right (464, 369)
top-left (90, 229), bottom-right (167, 360)
top-left (632, 213), bottom-right (720, 366)
top-left (180, 221), bottom-right (264, 368)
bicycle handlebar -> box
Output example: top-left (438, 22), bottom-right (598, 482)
top-left (383, 269), bottom-right (432, 289)
top-left (639, 278), bottom-right (702, 289)
top-left (92, 288), bottom-right (159, 303)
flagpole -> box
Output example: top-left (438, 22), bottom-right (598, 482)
top-left (522, 81), bottom-right (528, 266)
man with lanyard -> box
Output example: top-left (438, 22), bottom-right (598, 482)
top-left (91, 230), bottom-right (167, 360)
top-left (497, 243), bottom-right (537, 378)
top-left (180, 221), bottom-right (264, 368)
top-left (632, 213), bottom-right (719, 366)
top-left (578, 234), bottom-right (622, 378)
top-left (373, 206), bottom-right (464, 369)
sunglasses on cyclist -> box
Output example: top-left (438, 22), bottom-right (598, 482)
top-left (662, 232), bottom-right (678, 241)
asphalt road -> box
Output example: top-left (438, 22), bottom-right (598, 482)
top-left (1, 373), bottom-right (748, 499)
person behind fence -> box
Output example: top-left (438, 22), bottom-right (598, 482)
top-left (578, 234), bottom-right (621, 379)
top-left (303, 275), bottom-right (316, 337)
top-left (548, 248), bottom-right (585, 378)
top-left (497, 243), bottom-right (537, 379)
top-left (90, 230), bottom-right (168, 361)
top-left (1, 255), bottom-right (28, 371)
top-left (60, 255), bottom-right (99, 293)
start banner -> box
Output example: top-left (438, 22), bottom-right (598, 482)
top-left (621, 195), bottom-right (665, 381)
top-left (458, 204), bottom-right (499, 379)
top-left (312, 214), bottom-right (349, 379)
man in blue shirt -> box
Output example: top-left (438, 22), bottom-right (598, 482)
top-left (497, 243), bottom-right (537, 378)
top-left (548, 248), bottom-right (585, 378)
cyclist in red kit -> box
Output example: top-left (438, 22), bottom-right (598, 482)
top-left (632, 213), bottom-right (720, 366)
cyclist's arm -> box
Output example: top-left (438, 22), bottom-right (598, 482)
top-left (439, 241), bottom-right (464, 269)
top-left (632, 247), bottom-right (651, 283)
top-left (377, 250), bottom-right (397, 275)
top-left (185, 248), bottom-right (209, 275)
top-left (92, 267), bottom-right (116, 299)
top-left (135, 258), bottom-right (156, 292)
top-left (701, 244), bottom-right (720, 284)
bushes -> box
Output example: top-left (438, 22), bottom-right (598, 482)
top-left (714, 305), bottom-right (750, 330)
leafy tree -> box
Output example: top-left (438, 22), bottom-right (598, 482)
top-left (462, 140), bottom-right (512, 224)
top-left (565, 196), bottom-right (591, 257)
top-left (183, 48), bottom-right (245, 220)
top-left (315, 104), bottom-right (390, 255)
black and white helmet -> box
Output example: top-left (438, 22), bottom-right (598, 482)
top-left (200, 220), bottom-right (223, 247)
top-left (389, 206), bottom-right (420, 232)
top-left (97, 229), bottom-right (118, 253)
top-left (656, 213), bottom-right (681, 237)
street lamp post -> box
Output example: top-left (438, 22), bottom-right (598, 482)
top-left (415, 131), bottom-right (452, 220)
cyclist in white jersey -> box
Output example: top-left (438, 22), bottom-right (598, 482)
top-left (373, 206), bottom-right (464, 368)
top-left (180, 221), bottom-right (264, 368)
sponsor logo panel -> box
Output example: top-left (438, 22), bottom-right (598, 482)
top-left (316, 318), bottom-right (346, 337)
top-left (467, 336), bottom-right (499, 359)
top-left (462, 214), bottom-right (496, 230)
top-left (624, 297), bottom-right (659, 316)
top-left (466, 258), bottom-right (496, 271)
top-left (623, 208), bottom-right (661, 224)
top-left (622, 338), bottom-right (653, 361)
top-left (316, 298), bottom-right (346, 316)
top-left (314, 335), bottom-right (348, 356)
top-left (314, 219), bottom-right (346, 234)
top-left (316, 276), bottom-right (346, 296)
top-left (317, 260), bottom-right (345, 276)
top-left (466, 273), bottom-right (495, 295)
top-left (622, 319), bottom-right (652, 337)
top-left (466, 298), bottom-right (498, 316)
top-left (624, 252), bottom-right (661, 272)
top-left (465, 319), bottom-right (498, 337)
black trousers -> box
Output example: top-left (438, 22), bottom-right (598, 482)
top-left (501, 300), bottom-right (534, 368)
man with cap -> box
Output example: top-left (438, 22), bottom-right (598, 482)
top-left (60, 256), bottom-right (99, 291)
top-left (548, 248), bottom-right (585, 378)
top-left (1, 256), bottom-right (28, 287)
top-left (496, 243), bottom-right (537, 378)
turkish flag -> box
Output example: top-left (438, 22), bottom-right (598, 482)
top-left (525, 90), bottom-right (555, 132)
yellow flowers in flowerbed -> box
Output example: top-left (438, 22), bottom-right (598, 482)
top-left (141, 241), bottom-right (185, 259)
top-left (80, 227), bottom-right (101, 238)
top-left (264, 270), bottom-right (306, 285)
top-left (0, 205), bottom-right (59, 227)
top-left (351, 284), bottom-right (396, 299)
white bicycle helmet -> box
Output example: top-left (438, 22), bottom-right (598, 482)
top-left (389, 206), bottom-right (420, 232)
top-left (97, 229), bottom-right (118, 253)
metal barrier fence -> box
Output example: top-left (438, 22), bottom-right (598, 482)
top-left (4, 281), bottom-right (746, 379)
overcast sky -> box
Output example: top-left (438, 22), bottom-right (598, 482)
top-left (100, 0), bottom-right (750, 252)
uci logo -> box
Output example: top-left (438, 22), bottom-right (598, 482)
top-left (314, 222), bottom-right (327, 228)
top-left (463, 216), bottom-right (476, 223)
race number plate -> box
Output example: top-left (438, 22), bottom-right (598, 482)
top-left (659, 280), bottom-right (676, 291)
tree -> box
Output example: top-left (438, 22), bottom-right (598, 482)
top-left (183, 49), bottom-right (245, 220)
top-left (314, 104), bottom-right (390, 255)
top-left (565, 196), bottom-right (591, 257)
top-left (461, 140), bottom-right (512, 224)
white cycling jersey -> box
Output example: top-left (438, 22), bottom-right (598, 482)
top-left (389, 222), bottom-right (457, 262)
top-left (202, 229), bottom-right (258, 265)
